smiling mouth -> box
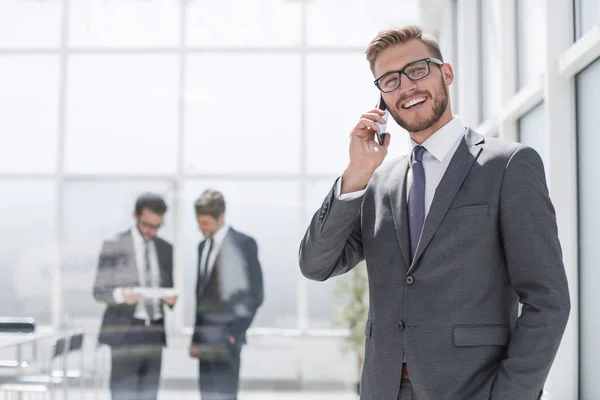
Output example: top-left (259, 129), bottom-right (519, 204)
top-left (401, 97), bottom-right (427, 109)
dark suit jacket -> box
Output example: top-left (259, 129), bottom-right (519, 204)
top-left (299, 130), bottom-right (571, 400)
top-left (192, 228), bottom-right (263, 346)
top-left (93, 230), bottom-right (174, 347)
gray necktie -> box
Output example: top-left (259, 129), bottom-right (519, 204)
top-left (408, 145), bottom-right (426, 260)
top-left (144, 243), bottom-right (155, 320)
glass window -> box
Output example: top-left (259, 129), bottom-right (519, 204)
top-left (306, 54), bottom-right (411, 176)
top-left (479, 0), bottom-right (502, 121)
top-left (0, 56), bottom-right (60, 173)
top-left (516, 0), bottom-right (546, 89)
top-left (577, 56), bottom-right (600, 399)
top-left (181, 180), bottom-right (302, 329)
top-left (184, 55), bottom-right (302, 175)
top-left (186, 0), bottom-right (302, 47)
top-left (0, 180), bottom-right (55, 325)
top-left (62, 180), bottom-right (175, 322)
top-left (574, 0), bottom-right (600, 39)
top-left (0, 0), bottom-right (62, 48)
top-left (306, 0), bottom-right (421, 47)
top-left (69, 0), bottom-right (180, 48)
top-left (517, 102), bottom-right (546, 166)
top-left (65, 55), bottom-right (179, 175)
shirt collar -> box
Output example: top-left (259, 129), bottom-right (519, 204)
top-left (131, 226), bottom-right (147, 246)
top-left (209, 224), bottom-right (230, 245)
top-left (410, 116), bottom-right (466, 162)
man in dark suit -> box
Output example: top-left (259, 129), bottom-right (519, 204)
top-left (299, 26), bottom-right (570, 400)
top-left (93, 193), bottom-right (177, 400)
top-left (189, 189), bottom-right (263, 400)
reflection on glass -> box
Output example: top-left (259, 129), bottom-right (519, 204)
top-left (0, 180), bottom-right (55, 324)
top-left (181, 180), bottom-right (301, 328)
top-left (69, 0), bottom-right (180, 47)
top-left (62, 180), bottom-right (174, 320)
top-left (184, 54), bottom-right (302, 175)
top-left (0, 0), bottom-right (62, 48)
top-left (0, 56), bottom-right (59, 173)
top-left (186, 0), bottom-right (302, 47)
top-left (306, 54), bottom-right (411, 175)
top-left (65, 55), bottom-right (179, 174)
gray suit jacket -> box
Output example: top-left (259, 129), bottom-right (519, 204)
top-left (299, 130), bottom-right (570, 400)
top-left (93, 230), bottom-right (174, 347)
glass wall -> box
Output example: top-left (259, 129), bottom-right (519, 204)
top-left (574, 0), bottom-right (600, 39)
top-left (516, 0), bottom-right (546, 89)
top-left (577, 56), bottom-right (600, 400)
top-left (517, 102), bottom-right (546, 166)
top-left (0, 0), bottom-right (419, 391)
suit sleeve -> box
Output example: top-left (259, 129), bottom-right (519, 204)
top-left (298, 179), bottom-right (365, 282)
top-left (227, 237), bottom-right (264, 337)
top-left (163, 243), bottom-right (176, 309)
top-left (490, 146), bottom-right (571, 399)
top-left (92, 240), bottom-right (120, 305)
top-left (191, 242), bottom-right (203, 344)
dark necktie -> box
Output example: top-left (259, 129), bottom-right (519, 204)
top-left (408, 145), bottom-right (426, 260)
top-left (202, 238), bottom-right (214, 280)
top-left (144, 242), bottom-right (156, 320)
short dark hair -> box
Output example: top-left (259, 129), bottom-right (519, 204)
top-left (135, 193), bottom-right (168, 216)
top-left (194, 189), bottom-right (226, 220)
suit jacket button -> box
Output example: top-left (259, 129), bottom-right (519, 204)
top-left (398, 321), bottom-right (405, 331)
top-left (406, 275), bottom-right (414, 285)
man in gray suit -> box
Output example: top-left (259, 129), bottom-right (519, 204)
top-left (299, 25), bottom-right (570, 400)
top-left (94, 193), bottom-right (177, 400)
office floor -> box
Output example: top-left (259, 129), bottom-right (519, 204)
top-left (69, 389), bottom-right (357, 400)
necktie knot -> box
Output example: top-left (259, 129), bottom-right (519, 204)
top-left (412, 145), bottom-right (425, 162)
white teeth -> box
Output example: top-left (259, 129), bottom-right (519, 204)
top-left (402, 97), bottom-right (426, 109)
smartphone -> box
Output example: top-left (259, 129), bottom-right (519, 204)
top-left (375, 96), bottom-right (388, 145)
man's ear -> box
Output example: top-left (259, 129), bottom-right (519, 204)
top-left (441, 63), bottom-right (454, 86)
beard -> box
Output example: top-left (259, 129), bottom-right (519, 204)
top-left (390, 76), bottom-right (449, 133)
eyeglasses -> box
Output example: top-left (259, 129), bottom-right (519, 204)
top-left (374, 58), bottom-right (443, 93)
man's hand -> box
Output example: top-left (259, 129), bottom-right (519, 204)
top-left (341, 108), bottom-right (391, 194)
top-left (228, 336), bottom-right (235, 345)
top-left (189, 344), bottom-right (198, 358)
top-left (162, 295), bottom-right (178, 306)
top-left (123, 288), bottom-right (143, 305)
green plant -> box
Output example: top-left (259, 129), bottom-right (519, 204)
top-left (332, 261), bottom-right (369, 374)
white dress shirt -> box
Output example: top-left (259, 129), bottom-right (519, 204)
top-left (113, 227), bottom-right (163, 321)
top-left (336, 116), bottom-right (466, 218)
top-left (199, 225), bottom-right (231, 282)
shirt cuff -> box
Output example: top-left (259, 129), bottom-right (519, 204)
top-left (113, 288), bottom-right (125, 304)
top-left (335, 176), bottom-right (367, 200)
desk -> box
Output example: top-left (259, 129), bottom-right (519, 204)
top-left (0, 327), bottom-right (55, 368)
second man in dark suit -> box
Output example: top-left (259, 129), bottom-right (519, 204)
top-left (189, 189), bottom-right (264, 400)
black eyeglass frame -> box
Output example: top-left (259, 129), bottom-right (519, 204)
top-left (374, 57), bottom-right (444, 93)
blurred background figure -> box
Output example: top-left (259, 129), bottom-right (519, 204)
top-left (93, 193), bottom-right (177, 400)
top-left (190, 189), bottom-right (263, 400)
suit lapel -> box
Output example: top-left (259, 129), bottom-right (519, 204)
top-left (120, 231), bottom-right (140, 286)
top-left (408, 129), bottom-right (484, 272)
top-left (388, 157), bottom-right (412, 270)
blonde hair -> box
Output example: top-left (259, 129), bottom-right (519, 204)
top-left (365, 25), bottom-right (443, 74)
